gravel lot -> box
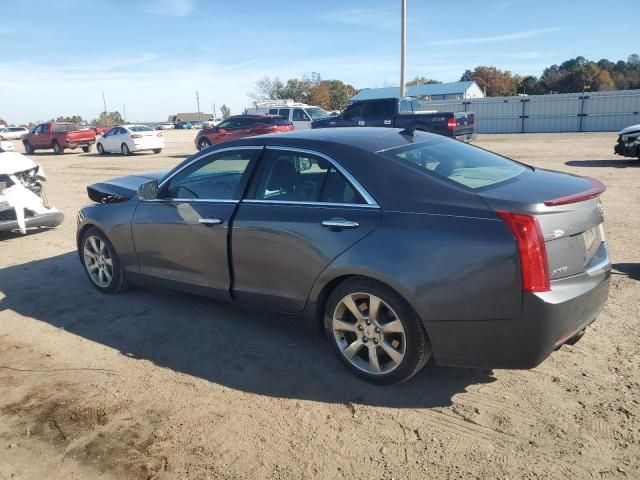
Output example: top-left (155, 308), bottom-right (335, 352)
top-left (0, 130), bottom-right (638, 480)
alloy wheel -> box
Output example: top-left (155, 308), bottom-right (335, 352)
top-left (332, 293), bottom-right (406, 375)
top-left (83, 235), bottom-right (113, 287)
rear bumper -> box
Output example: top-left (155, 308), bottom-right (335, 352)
top-left (427, 258), bottom-right (611, 369)
top-left (0, 210), bottom-right (64, 232)
top-left (65, 140), bottom-right (95, 148)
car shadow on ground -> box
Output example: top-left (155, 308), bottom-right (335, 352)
top-left (565, 159), bottom-right (638, 168)
top-left (612, 263), bottom-right (640, 281)
top-left (0, 252), bottom-right (496, 408)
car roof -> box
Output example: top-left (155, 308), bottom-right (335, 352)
top-left (238, 127), bottom-right (439, 153)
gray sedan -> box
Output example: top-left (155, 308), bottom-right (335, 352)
top-left (76, 128), bottom-right (610, 384)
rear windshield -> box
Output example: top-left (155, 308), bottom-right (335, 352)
top-left (52, 123), bottom-right (77, 132)
top-left (379, 137), bottom-right (528, 190)
top-left (129, 125), bottom-right (153, 132)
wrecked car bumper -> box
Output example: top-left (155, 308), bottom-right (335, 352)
top-left (0, 209), bottom-right (64, 232)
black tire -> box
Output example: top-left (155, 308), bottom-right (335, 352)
top-left (82, 145), bottom-right (92, 153)
top-left (52, 141), bottom-right (63, 155)
top-left (0, 135), bottom-right (5, 141)
top-left (324, 277), bottom-right (431, 385)
top-left (121, 143), bottom-right (131, 156)
top-left (79, 227), bottom-right (128, 294)
top-left (198, 138), bottom-right (211, 151)
top-left (153, 148), bottom-right (162, 154)
top-left (97, 143), bottom-right (105, 155)
top-left (23, 142), bottom-right (34, 154)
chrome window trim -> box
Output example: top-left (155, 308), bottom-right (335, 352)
top-left (151, 145), bottom-right (264, 203)
top-left (263, 146), bottom-right (379, 206)
top-left (242, 199), bottom-right (379, 209)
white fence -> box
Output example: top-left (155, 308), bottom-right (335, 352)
top-left (420, 89), bottom-right (640, 134)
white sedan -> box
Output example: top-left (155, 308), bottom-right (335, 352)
top-left (97, 125), bottom-right (164, 155)
top-left (0, 126), bottom-right (29, 140)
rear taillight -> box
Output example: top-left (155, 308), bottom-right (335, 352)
top-left (131, 134), bottom-right (142, 139)
top-left (543, 177), bottom-right (606, 206)
top-left (447, 117), bottom-right (456, 130)
top-left (497, 210), bottom-right (550, 293)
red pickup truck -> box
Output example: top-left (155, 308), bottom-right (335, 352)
top-left (22, 122), bottom-right (96, 155)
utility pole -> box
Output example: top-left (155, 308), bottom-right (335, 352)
top-left (196, 91), bottom-right (201, 115)
top-left (212, 102), bottom-right (217, 120)
top-left (102, 91), bottom-right (107, 113)
top-left (400, 0), bottom-right (407, 97)
top-left (123, 104), bottom-right (126, 122)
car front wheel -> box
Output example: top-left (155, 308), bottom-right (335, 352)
top-left (324, 278), bottom-right (431, 384)
top-left (97, 143), bottom-right (105, 155)
top-left (198, 138), bottom-right (211, 150)
top-left (80, 227), bottom-right (128, 293)
top-left (121, 143), bottom-right (131, 155)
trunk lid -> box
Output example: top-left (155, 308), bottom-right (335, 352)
top-left (66, 129), bottom-right (96, 142)
top-left (479, 168), bottom-right (606, 281)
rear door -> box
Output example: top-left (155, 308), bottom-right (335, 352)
top-left (362, 99), bottom-right (397, 127)
top-left (131, 147), bottom-right (261, 297)
top-left (231, 147), bottom-right (382, 312)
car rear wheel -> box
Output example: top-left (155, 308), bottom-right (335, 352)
top-left (121, 143), bottom-right (131, 156)
top-left (82, 145), bottom-right (92, 153)
top-left (198, 138), bottom-right (211, 150)
top-left (23, 142), bottom-right (34, 154)
top-left (52, 141), bottom-right (63, 155)
top-left (80, 227), bottom-right (128, 293)
top-left (153, 148), bottom-right (162, 154)
top-left (324, 278), bottom-right (431, 384)
top-left (97, 143), bottom-right (105, 155)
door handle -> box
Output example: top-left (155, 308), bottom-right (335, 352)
top-left (322, 219), bottom-right (359, 229)
top-left (198, 217), bottom-right (224, 226)
top-left (384, 120), bottom-right (392, 125)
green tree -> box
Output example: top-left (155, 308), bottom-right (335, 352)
top-left (249, 76), bottom-right (285, 102)
top-left (220, 105), bottom-right (231, 119)
top-left (55, 115), bottom-right (85, 124)
top-left (92, 111), bottom-right (124, 126)
top-left (406, 76), bottom-right (442, 86)
top-left (319, 79), bottom-right (357, 110)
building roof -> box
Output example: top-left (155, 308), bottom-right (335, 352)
top-left (351, 81), bottom-right (478, 101)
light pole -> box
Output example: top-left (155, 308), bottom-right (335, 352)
top-left (400, 0), bottom-right (407, 97)
top-left (196, 91), bottom-right (201, 115)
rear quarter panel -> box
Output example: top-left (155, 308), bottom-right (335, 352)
top-left (310, 211), bottom-right (522, 324)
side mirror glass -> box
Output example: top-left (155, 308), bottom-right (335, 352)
top-left (296, 158), bottom-right (312, 172)
top-left (138, 179), bottom-right (159, 201)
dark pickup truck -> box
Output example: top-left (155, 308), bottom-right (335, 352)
top-left (22, 122), bottom-right (96, 155)
top-left (311, 97), bottom-right (475, 141)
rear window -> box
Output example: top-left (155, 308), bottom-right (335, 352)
top-left (379, 137), bottom-right (528, 190)
top-left (129, 125), bottom-right (153, 132)
top-left (52, 123), bottom-right (77, 132)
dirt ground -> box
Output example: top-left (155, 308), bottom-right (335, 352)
top-left (0, 130), bottom-right (638, 480)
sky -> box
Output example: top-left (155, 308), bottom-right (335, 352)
top-left (0, 0), bottom-right (637, 124)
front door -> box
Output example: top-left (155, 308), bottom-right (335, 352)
top-left (131, 147), bottom-right (261, 298)
top-left (292, 108), bottom-right (311, 130)
top-left (231, 147), bottom-right (381, 312)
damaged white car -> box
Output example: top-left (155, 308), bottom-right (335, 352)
top-left (0, 151), bottom-right (64, 233)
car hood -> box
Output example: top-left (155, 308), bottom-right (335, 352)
top-left (0, 152), bottom-right (40, 175)
top-left (619, 123), bottom-right (640, 135)
top-left (87, 171), bottom-right (165, 203)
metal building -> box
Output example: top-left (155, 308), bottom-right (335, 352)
top-left (420, 89), bottom-right (640, 133)
top-left (351, 81), bottom-right (484, 102)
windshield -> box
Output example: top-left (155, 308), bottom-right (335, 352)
top-left (305, 107), bottom-right (331, 120)
top-left (129, 125), bottom-right (153, 132)
top-left (379, 137), bottom-right (529, 190)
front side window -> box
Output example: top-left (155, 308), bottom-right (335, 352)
top-left (249, 150), bottom-right (365, 204)
top-left (41, 124), bottom-right (50, 133)
top-left (343, 103), bottom-right (366, 121)
top-left (292, 109), bottom-right (309, 121)
top-left (379, 137), bottom-right (529, 190)
top-left (162, 149), bottom-right (258, 200)
top-left (129, 125), bottom-right (153, 132)
top-left (216, 119), bottom-right (240, 129)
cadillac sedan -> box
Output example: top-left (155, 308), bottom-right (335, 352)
top-left (76, 128), bottom-right (610, 384)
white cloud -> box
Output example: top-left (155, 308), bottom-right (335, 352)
top-left (143, 0), bottom-right (195, 17)
top-left (424, 27), bottom-right (568, 46)
top-left (318, 7), bottom-right (397, 30)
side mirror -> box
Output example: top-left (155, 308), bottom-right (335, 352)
top-left (138, 179), bottom-right (159, 201)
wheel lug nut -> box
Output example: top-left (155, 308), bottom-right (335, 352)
top-left (366, 320), bottom-right (371, 325)
top-left (374, 327), bottom-right (380, 333)
top-left (358, 325), bottom-right (364, 331)
top-left (373, 339), bottom-right (378, 344)
top-left (363, 337), bottom-right (368, 343)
